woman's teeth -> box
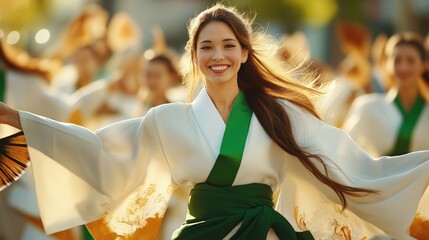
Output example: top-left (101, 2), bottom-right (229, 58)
top-left (210, 65), bottom-right (229, 71)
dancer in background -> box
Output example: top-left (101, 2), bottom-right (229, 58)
top-left (319, 22), bottom-right (371, 128)
top-left (0, 37), bottom-right (115, 240)
top-left (0, 4), bottom-right (429, 240)
top-left (44, 4), bottom-right (109, 61)
top-left (343, 33), bottom-right (429, 239)
top-left (51, 10), bottom-right (141, 96)
top-left (85, 51), bottom-right (180, 130)
top-left (344, 33), bottom-right (429, 157)
top-left (142, 53), bottom-right (179, 107)
top-left (0, 38), bottom-right (79, 240)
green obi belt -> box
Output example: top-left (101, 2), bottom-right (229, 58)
top-left (172, 91), bottom-right (314, 240)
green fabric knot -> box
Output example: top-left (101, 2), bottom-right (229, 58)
top-left (172, 183), bottom-right (314, 240)
top-left (171, 91), bottom-right (313, 239)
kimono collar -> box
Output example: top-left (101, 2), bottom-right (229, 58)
top-left (191, 88), bottom-right (227, 157)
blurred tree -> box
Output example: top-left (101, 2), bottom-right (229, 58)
top-left (336, 0), bottom-right (364, 22)
top-left (288, 0), bottom-right (337, 26)
top-left (0, 0), bottom-right (53, 30)
top-left (234, 0), bottom-right (303, 31)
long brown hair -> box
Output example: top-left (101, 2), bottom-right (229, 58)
top-left (183, 4), bottom-right (376, 208)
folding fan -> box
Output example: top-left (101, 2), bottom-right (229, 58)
top-left (0, 131), bottom-right (30, 191)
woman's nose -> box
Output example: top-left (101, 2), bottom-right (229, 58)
top-left (212, 48), bottom-right (224, 61)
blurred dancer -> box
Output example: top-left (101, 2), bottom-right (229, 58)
top-left (343, 33), bottom-right (429, 239)
top-left (51, 9), bottom-right (140, 96)
top-left (344, 32), bottom-right (429, 157)
top-left (45, 4), bottom-right (109, 61)
top-left (0, 39), bottom-right (113, 240)
top-left (143, 54), bottom-right (179, 107)
top-left (319, 22), bottom-right (371, 127)
top-left (52, 44), bottom-right (105, 95)
top-left (86, 38), bottom-right (179, 130)
top-left (0, 39), bottom-right (76, 240)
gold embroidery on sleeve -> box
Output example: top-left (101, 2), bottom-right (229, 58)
top-left (331, 219), bottom-right (352, 240)
top-left (294, 206), bottom-right (307, 229)
top-left (86, 184), bottom-right (173, 239)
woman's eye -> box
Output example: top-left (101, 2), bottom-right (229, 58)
top-left (200, 46), bottom-right (212, 50)
top-left (225, 44), bottom-right (236, 48)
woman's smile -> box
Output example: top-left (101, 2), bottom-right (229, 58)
top-left (209, 64), bottom-right (230, 74)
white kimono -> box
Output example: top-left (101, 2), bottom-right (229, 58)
top-left (18, 89), bottom-right (429, 239)
top-left (343, 91), bottom-right (429, 157)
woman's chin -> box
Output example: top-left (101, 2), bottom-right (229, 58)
top-left (206, 76), bottom-right (235, 86)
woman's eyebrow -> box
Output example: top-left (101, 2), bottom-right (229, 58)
top-left (199, 38), bottom-right (237, 44)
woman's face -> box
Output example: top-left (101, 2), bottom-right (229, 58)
top-left (145, 61), bottom-right (172, 95)
top-left (194, 21), bottom-right (248, 87)
top-left (386, 44), bottom-right (425, 87)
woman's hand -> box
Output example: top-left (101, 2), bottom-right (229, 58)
top-left (0, 102), bottom-right (22, 130)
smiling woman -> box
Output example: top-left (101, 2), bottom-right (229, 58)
top-left (0, 4), bottom-right (429, 240)
top-left (194, 21), bottom-right (248, 122)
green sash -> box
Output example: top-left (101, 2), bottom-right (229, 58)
top-left (82, 226), bottom-right (94, 240)
top-left (172, 91), bottom-right (314, 240)
top-left (205, 91), bottom-right (253, 186)
top-left (0, 69), bottom-right (5, 102)
top-left (389, 94), bottom-right (425, 156)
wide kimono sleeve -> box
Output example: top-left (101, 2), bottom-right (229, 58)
top-left (18, 107), bottom-right (176, 239)
top-left (276, 100), bottom-right (429, 240)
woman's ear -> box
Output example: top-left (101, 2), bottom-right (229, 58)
top-left (242, 49), bottom-right (249, 63)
